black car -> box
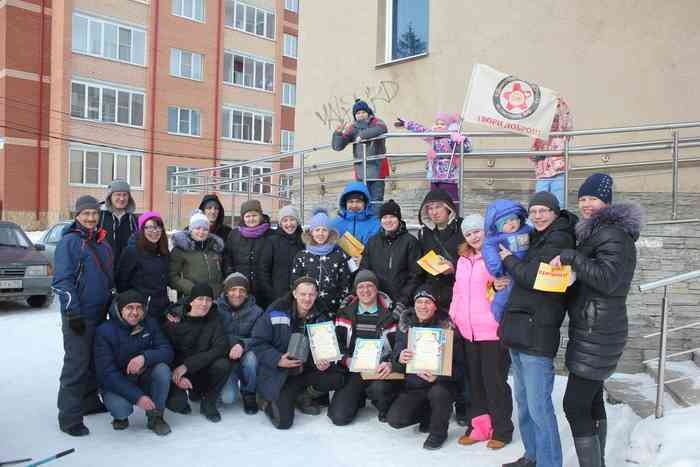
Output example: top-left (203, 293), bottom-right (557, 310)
top-left (0, 221), bottom-right (54, 307)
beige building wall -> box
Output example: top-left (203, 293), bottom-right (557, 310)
top-left (296, 1), bottom-right (700, 196)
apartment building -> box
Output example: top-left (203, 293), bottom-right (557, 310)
top-left (0, 0), bottom-right (300, 229)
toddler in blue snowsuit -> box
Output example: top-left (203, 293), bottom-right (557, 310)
top-left (481, 200), bottom-right (532, 322)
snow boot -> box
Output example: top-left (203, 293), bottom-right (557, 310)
top-left (596, 419), bottom-right (607, 467)
top-left (200, 397), bottom-right (222, 423)
top-left (111, 418), bottom-right (129, 430)
top-left (574, 435), bottom-right (602, 467)
top-left (60, 422), bottom-right (90, 437)
top-left (295, 388), bottom-right (322, 415)
top-left (455, 400), bottom-right (468, 427)
top-left (242, 393), bottom-right (259, 415)
top-left (146, 409), bottom-right (172, 436)
top-left (502, 457), bottom-right (536, 467)
top-left (423, 433), bottom-right (447, 450)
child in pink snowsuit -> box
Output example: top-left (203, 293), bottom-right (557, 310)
top-left (395, 112), bottom-right (471, 207)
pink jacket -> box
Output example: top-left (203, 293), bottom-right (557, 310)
top-left (449, 253), bottom-right (500, 342)
top-left (530, 98), bottom-right (573, 179)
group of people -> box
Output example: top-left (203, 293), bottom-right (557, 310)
top-left (52, 162), bottom-right (640, 467)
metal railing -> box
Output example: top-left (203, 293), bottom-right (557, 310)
top-left (639, 269), bottom-right (700, 418)
top-left (169, 120), bottom-right (700, 227)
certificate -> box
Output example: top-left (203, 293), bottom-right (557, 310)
top-left (306, 321), bottom-right (342, 364)
top-left (349, 338), bottom-right (382, 373)
top-left (406, 327), bottom-right (454, 376)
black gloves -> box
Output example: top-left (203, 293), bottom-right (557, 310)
top-left (67, 313), bottom-right (86, 336)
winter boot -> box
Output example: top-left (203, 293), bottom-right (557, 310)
top-left (111, 418), bottom-right (129, 430)
top-left (166, 388), bottom-right (191, 414)
top-left (60, 422), bottom-right (90, 437)
top-left (265, 400), bottom-right (282, 429)
top-left (423, 433), bottom-right (447, 450)
top-left (200, 397), bottom-right (222, 423)
top-left (455, 400), bottom-right (468, 427)
top-left (295, 387), bottom-right (322, 415)
top-left (501, 457), bottom-right (536, 467)
top-left (574, 435), bottom-right (602, 467)
top-left (242, 393), bottom-right (259, 415)
top-left (146, 410), bottom-right (172, 436)
top-left (487, 439), bottom-right (507, 450)
top-left (596, 419), bottom-right (607, 467)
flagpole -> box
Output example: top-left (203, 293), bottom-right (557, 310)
top-left (447, 66), bottom-right (476, 215)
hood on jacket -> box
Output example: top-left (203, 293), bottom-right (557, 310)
top-left (484, 200), bottom-right (528, 235)
top-left (398, 307), bottom-right (451, 333)
top-left (575, 202), bottom-right (644, 243)
top-left (418, 188), bottom-right (458, 230)
top-left (171, 229), bottom-right (224, 253)
top-left (337, 182), bottom-right (374, 220)
top-left (108, 301), bottom-right (146, 332)
top-left (199, 194), bottom-right (226, 228)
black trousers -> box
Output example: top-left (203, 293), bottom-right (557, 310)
top-left (386, 382), bottom-right (457, 437)
top-left (464, 339), bottom-right (514, 442)
top-left (271, 369), bottom-right (344, 430)
top-left (327, 372), bottom-right (400, 426)
top-left (168, 357), bottom-right (233, 409)
top-left (563, 372), bottom-right (606, 437)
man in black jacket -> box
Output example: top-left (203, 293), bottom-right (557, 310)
top-left (99, 179), bottom-right (138, 273)
top-left (498, 191), bottom-right (576, 467)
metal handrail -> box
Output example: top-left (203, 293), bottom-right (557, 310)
top-left (639, 270), bottom-right (700, 292)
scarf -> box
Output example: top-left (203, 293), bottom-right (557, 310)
top-left (306, 242), bottom-right (336, 256)
top-left (239, 222), bottom-right (270, 239)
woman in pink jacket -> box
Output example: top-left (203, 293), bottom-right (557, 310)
top-left (450, 214), bottom-right (514, 450)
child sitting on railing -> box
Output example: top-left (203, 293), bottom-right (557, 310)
top-left (394, 112), bottom-right (471, 207)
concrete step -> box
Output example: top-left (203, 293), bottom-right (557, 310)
top-left (644, 360), bottom-right (700, 408)
top-left (604, 372), bottom-right (679, 419)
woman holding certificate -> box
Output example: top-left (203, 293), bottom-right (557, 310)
top-left (386, 286), bottom-right (464, 451)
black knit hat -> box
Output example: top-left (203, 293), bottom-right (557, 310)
top-left (529, 191), bottom-right (561, 215)
top-left (413, 285), bottom-right (439, 307)
top-left (117, 290), bottom-right (147, 312)
top-left (578, 173), bottom-right (613, 204)
top-left (188, 283), bottom-right (214, 304)
top-left (352, 99), bottom-right (373, 119)
top-left (379, 199), bottom-right (402, 220)
top-left (75, 195), bottom-right (100, 215)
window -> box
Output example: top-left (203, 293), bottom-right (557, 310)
top-left (168, 106), bottom-right (201, 136)
top-left (166, 166), bottom-right (201, 192)
top-left (70, 81), bottom-right (145, 127)
top-left (172, 0), bottom-right (205, 22)
top-left (279, 175), bottom-right (293, 199)
top-left (285, 0), bottom-right (299, 13)
top-left (223, 51), bottom-right (274, 92)
top-left (387, 0), bottom-right (428, 61)
top-left (219, 164), bottom-right (271, 194)
top-left (222, 107), bottom-right (273, 144)
top-left (69, 147), bottom-right (143, 188)
top-left (283, 34), bottom-right (297, 58)
top-left (72, 12), bottom-right (146, 66)
top-left (224, 1), bottom-right (275, 40)
top-left (281, 130), bottom-right (294, 152)
top-left (282, 82), bottom-right (296, 107)
top-left (170, 48), bottom-right (204, 80)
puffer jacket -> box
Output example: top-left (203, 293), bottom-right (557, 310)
top-left (499, 210), bottom-right (577, 358)
top-left (330, 181), bottom-right (381, 245)
top-left (168, 230), bottom-right (225, 299)
top-left (260, 225), bottom-right (305, 304)
top-left (449, 252), bottom-right (499, 342)
top-left (359, 221), bottom-right (421, 306)
top-left (560, 203), bottom-right (643, 380)
top-left (332, 116), bottom-right (389, 181)
top-left (216, 294), bottom-right (263, 349)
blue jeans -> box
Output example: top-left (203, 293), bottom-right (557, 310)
top-left (510, 350), bottom-right (562, 467)
top-left (221, 351), bottom-right (258, 404)
top-left (366, 180), bottom-right (385, 216)
top-left (102, 362), bottom-right (171, 419)
top-left (535, 173), bottom-right (566, 208)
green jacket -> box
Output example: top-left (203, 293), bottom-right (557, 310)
top-left (168, 230), bottom-right (224, 299)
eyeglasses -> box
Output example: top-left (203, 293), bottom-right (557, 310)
top-left (528, 208), bottom-right (552, 217)
top-left (144, 226), bottom-right (163, 232)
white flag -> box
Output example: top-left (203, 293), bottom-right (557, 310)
top-left (463, 64), bottom-right (559, 139)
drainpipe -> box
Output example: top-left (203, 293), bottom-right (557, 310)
top-left (148, 0), bottom-right (161, 210)
top-left (212, 0), bottom-right (224, 187)
top-left (35, 0), bottom-right (46, 221)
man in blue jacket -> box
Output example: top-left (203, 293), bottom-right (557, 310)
top-left (52, 195), bottom-right (115, 437)
top-left (330, 181), bottom-right (381, 248)
top-left (95, 290), bottom-right (174, 435)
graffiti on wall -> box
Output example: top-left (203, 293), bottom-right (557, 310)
top-left (315, 81), bottom-right (400, 129)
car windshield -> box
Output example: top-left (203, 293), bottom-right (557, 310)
top-left (0, 225), bottom-right (32, 248)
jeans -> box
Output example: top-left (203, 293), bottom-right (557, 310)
top-left (510, 350), bottom-right (562, 467)
top-left (221, 351), bottom-right (258, 404)
top-left (535, 173), bottom-right (566, 208)
top-left (102, 362), bottom-right (171, 419)
top-left (366, 180), bottom-right (385, 215)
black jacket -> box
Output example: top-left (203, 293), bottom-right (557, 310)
top-left (223, 220), bottom-right (273, 309)
top-left (116, 238), bottom-right (170, 320)
top-left (260, 226), bottom-right (304, 304)
top-left (359, 222), bottom-right (422, 306)
top-left (416, 189), bottom-right (464, 310)
top-left (199, 194), bottom-right (232, 242)
top-left (499, 210), bottom-right (577, 358)
top-left (99, 207), bottom-right (137, 273)
top-left (335, 292), bottom-right (398, 363)
top-left (561, 203), bottom-right (642, 380)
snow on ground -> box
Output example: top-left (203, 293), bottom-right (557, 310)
top-left (0, 300), bottom-right (697, 467)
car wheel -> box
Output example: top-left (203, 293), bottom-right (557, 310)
top-left (27, 294), bottom-right (53, 308)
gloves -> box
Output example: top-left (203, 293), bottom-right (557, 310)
top-left (450, 132), bottom-right (466, 144)
top-left (67, 313), bottom-right (86, 336)
top-left (393, 117), bottom-right (405, 128)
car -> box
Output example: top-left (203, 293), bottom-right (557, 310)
top-left (0, 221), bottom-right (54, 308)
top-left (35, 220), bottom-right (71, 266)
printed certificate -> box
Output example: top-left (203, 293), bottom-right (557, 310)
top-left (306, 321), bottom-right (342, 364)
top-left (349, 338), bottom-right (382, 373)
top-left (406, 327), bottom-right (454, 376)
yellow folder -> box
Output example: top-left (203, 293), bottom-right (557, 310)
top-left (533, 263), bottom-right (572, 293)
top-left (417, 250), bottom-right (451, 276)
top-left (337, 231), bottom-right (365, 257)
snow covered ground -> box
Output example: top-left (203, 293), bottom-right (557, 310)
top-left (1, 299), bottom-right (698, 467)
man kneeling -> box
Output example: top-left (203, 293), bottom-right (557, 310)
top-left (95, 290), bottom-right (174, 435)
top-left (250, 276), bottom-right (344, 429)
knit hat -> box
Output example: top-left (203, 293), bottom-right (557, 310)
top-left (138, 211), bottom-right (163, 231)
top-left (108, 179), bottom-right (131, 195)
top-left (240, 199), bottom-right (263, 217)
top-left (529, 191), bottom-right (561, 215)
top-left (308, 207), bottom-right (332, 231)
top-left (461, 214), bottom-right (485, 234)
top-left (578, 173), bottom-right (613, 205)
top-left (223, 272), bottom-right (249, 292)
top-left (75, 195), bottom-right (100, 215)
top-left (293, 276), bottom-right (318, 290)
top-left (188, 283), bottom-right (214, 303)
top-left (278, 205), bottom-right (300, 222)
top-left (352, 99), bottom-right (373, 120)
top-left (189, 209), bottom-right (210, 230)
top-left (379, 199), bottom-right (402, 220)
top-left (413, 286), bottom-right (438, 307)
top-left (495, 213), bottom-right (520, 232)
top-left (354, 269), bottom-right (378, 289)
top-left (117, 289), bottom-right (147, 311)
